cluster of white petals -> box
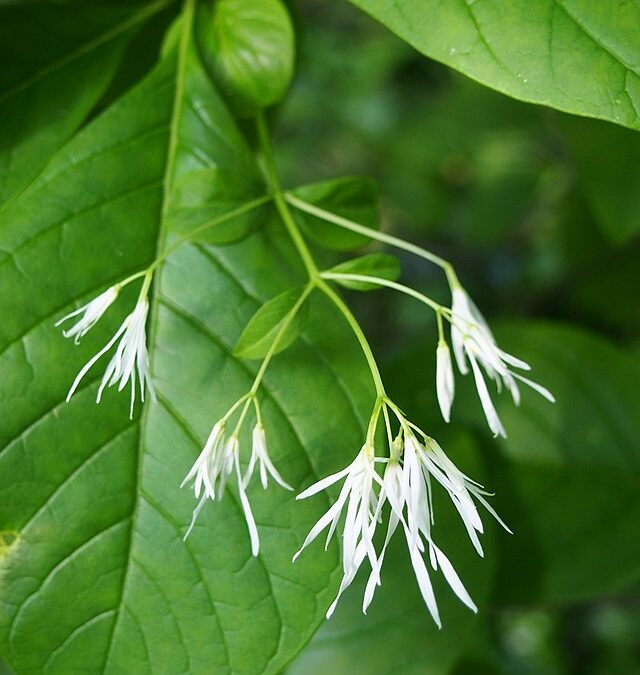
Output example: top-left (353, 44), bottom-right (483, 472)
top-left (436, 285), bottom-right (554, 437)
top-left (64, 295), bottom-right (155, 418)
top-left (295, 413), bottom-right (508, 624)
top-left (56, 286), bottom-right (119, 344)
top-left (294, 446), bottom-right (383, 618)
top-left (181, 420), bottom-right (291, 555)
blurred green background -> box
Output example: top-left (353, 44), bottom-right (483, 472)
top-left (274, 1), bottom-right (640, 673)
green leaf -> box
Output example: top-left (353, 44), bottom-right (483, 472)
top-left (234, 287), bottom-right (309, 360)
top-left (328, 253), bottom-right (400, 291)
top-left (559, 115), bottom-right (640, 243)
top-left (204, 0), bottom-right (295, 114)
top-left (491, 323), bottom-right (640, 605)
top-left (291, 176), bottom-right (379, 251)
top-left (0, 0), bottom-right (169, 205)
top-left (349, 0), bottom-right (640, 131)
top-left (287, 434), bottom-right (495, 675)
top-left (0, 12), bottom-right (373, 674)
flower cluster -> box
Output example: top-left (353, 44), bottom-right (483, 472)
top-left (181, 406), bottom-right (292, 554)
top-left (58, 283), bottom-right (155, 418)
top-left (56, 251), bottom-right (552, 626)
top-left (294, 403), bottom-right (509, 623)
top-left (436, 284), bottom-right (555, 437)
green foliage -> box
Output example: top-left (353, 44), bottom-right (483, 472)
top-left (559, 115), bottom-right (640, 243)
top-left (492, 323), bottom-right (640, 605)
top-left (291, 176), bottom-right (379, 251)
top-left (350, 0), bottom-right (640, 130)
top-left (204, 0), bottom-right (294, 114)
top-left (0, 0), bottom-right (169, 205)
top-left (0, 8), bottom-right (370, 673)
top-left (234, 286), bottom-right (309, 359)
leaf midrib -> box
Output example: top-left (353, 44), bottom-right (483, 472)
top-left (101, 1), bottom-right (193, 671)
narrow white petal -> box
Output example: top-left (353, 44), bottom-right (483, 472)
top-left (511, 371), bottom-right (555, 402)
top-left (235, 456), bottom-right (260, 556)
top-left (296, 464), bottom-right (352, 500)
top-left (469, 356), bottom-right (506, 438)
top-left (408, 542), bottom-right (441, 628)
top-left (497, 347), bottom-right (531, 371)
top-left (433, 544), bottom-right (477, 612)
top-left (292, 498), bottom-right (346, 562)
top-left (473, 491), bottom-right (513, 534)
top-left (436, 343), bottom-right (455, 423)
top-left (66, 320), bottom-right (127, 402)
top-left (183, 494), bottom-right (207, 540)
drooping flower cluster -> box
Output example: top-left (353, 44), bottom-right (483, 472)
top-left (294, 403), bottom-right (509, 623)
top-left (436, 284), bottom-right (554, 436)
top-left (181, 408), bottom-right (292, 554)
top-left (293, 445), bottom-right (383, 617)
top-left (59, 282), bottom-right (155, 418)
top-left (55, 241), bottom-right (555, 627)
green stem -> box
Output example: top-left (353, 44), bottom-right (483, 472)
top-left (285, 192), bottom-right (458, 285)
top-left (231, 282), bottom-right (314, 437)
top-left (436, 309), bottom-right (445, 345)
top-left (256, 113), bottom-right (318, 279)
top-left (321, 271), bottom-right (451, 316)
top-left (317, 278), bottom-right (386, 397)
top-left (255, 113), bottom-right (386, 400)
top-left (365, 397), bottom-right (384, 447)
top-left (249, 282), bottom-right (315, 395)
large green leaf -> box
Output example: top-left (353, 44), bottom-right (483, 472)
top-left (0, 0), bottom-right (172, 206)
top-left (349, 0), bottom-right (640, 131)
top-left (0, 10), bottom-right (374, 674)
top-left (491, 322), bottom-right (640, 605)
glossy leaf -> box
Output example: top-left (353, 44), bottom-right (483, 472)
top-left (349, 0), bottom-right (640, 131)
top-left (291, 176), bottom-right (379, 251)
top-left (0, 13), bottom-right (373, 674)
top-left (328, 253), bottom-right (401, 291)
top-left (204, 0), bottom-right (295, 114)
top-left (234, 286), bottom-right (310, 359)
top-left (0, 0), bottom-right (170, 206)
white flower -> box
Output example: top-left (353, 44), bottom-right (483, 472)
top-left (66, 298), bottom-right (155, 418)
top-left (418, 434), bottom-right (511, 555)
top-left (293, 445), bottom-right (383, 618)
top-left (436, 342), bottom-right (455, 423)
top-left (450, 285), bottom-right (554, 437)
top-left (56, 286), bottom-right (118, 344)
top-left (244, 424), bottom-right (293, 491)
top-left (182, 427), bottom-right (260, 555)
top-left (366, 429), bottom-right (509, 626)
